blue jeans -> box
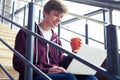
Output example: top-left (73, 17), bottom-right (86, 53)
top-left (33, 72), bottom-right (98, 80)
top-left (75, 74), bottom-right (98, 80)
top-left (87, 75), bottom-right (98, 80)
top-left (33, 72), bottom-right (77, 80)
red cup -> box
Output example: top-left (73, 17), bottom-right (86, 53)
top-left (70, 37), bottom-right (82, 52)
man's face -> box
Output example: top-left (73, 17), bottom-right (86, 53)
top-left (44, 10), bottom-right (64, 28)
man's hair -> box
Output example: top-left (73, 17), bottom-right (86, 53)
top-left (43, 0), bottom-right (68, 14)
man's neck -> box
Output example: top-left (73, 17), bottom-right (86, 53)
top-left (39, 20), bottom-right (51, 31)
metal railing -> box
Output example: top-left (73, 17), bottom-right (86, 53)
top-left (0, 0), bottom-right (120, 80)
top-left (0, 37), bottom-right (52, 80)
top-left (0, 14), bottom-right (120, 80)
top-left (0, 64), bottom-right (14, 80)
top-left (66, 0), bottom-right (120, 10)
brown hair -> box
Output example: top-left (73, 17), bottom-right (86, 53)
top-left (43, 0), bottom-right (68, 14)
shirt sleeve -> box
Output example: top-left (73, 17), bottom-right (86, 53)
top-left (13, 29), bottom-right (26, 73)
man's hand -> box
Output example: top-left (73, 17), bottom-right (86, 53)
top-left (48, 66), bottom-right (66, 73)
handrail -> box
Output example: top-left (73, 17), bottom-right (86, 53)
top-left (0, 1), bottom-right (120, 80)
top-left (18, 0), bottom-right (30, 3)
top-left (60, 26), bottom-right (105, 45)
top-left (13, 4), bottom-right (28, 16)
top-left (18, 0), bottom-right (43, 7)
top-left (12, 1), bottom-right (43, 16)
top-left (0, 64), bottom-right (14, 80)
top-left (1, 0), bottom-right (107, 45)
top-left (62, 9), bottom-right (108, 26)
top-left (12, 0), bottom-right (107, 25)
top-left (0, 37), bottom-right (52, 80)
top-left (66, 0), bottom-right (120, 10)
top-left (69, 12), bottom-right (107, 25)
top-left (60, 26), bottom-right (120, 51)
top-left (0, 14), bottom-right (120, 80)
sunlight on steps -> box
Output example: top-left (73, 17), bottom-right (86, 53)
top-left (0, 23), bottom-right (19, 79)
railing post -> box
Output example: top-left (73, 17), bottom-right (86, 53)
top-left (103, 9), bottom-right (107, 49)
top-left (58, 24), bottom-right (61, 37)
top-left (38, 9), bottom-right (41, 23)
top-left (11, 1), bottom-right (15, 29)
top-left (106, 24), bottom-right (120, 78)
top-left (85, 20), bottom-right (88, 44)
top-left (24, 2), bottom-right (35, 80)
top-left (23, 5), bottom-right (26, 26)
top-left (1, 0), bottom-right (5, 23)
top-left (0, 14), bottom-right (120, 79)
top-left (106, 8), bottom-right (120, 79)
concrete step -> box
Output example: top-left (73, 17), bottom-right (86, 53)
top-left (0, 35), bottom-right (16, 42)
top-left (0, 50), bottom-right (13, 66)
top-left (0, 41), bottom-right (14, 47)
top-left (0, 29), bottom-right (17, 35)
top-left (0, 31), bottom-right (17, 38)
top-left (0, 47), bottom-right (14, 53)
top-left (0, 52), bottom-right (13, 58)
top-left (0, 23), bottom-right (19, 79)
top-left (0, 66), bottom-right (19, 80)
top-left (0, 51), bottom-right (13, 57)
top-left (0, 42), bottom-right (14, 59)
top-left (0, 43), bottom-right (14, 56)
top-left (0, 58), bottom-right (12, 67)
top-left (0, 23), bottom-right (10, 30)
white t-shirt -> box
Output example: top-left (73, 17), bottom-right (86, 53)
top-left (39, 26), bottom-right (52, 41)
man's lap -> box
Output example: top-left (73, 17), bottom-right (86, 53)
top-left (33, 72), bottom-right (98, 80)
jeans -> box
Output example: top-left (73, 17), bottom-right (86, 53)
top-left (33, 72), bottom-right (98, 80)
top-left (87, 75), bottom-right (98, 80)
top-left (75, 74), bottom-right (98, 80)
top-left (33, 72), bottom-right (78, 80)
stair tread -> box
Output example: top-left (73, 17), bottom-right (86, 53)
top-left (0, 43), bottom-right (14, 47)
top-left (0, 66), bottom-right (19, 79)
top-left (0, 18), bottom-right (19, 80)
top-left (0, 30), bottom-right (17, 34)
top-left (0, 23), bottom-right (17, 67)
top-left (0, 32), bottom-right (17, 37)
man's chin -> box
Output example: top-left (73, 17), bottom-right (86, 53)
top-left (52, 23), bottom-right (59, 28)
top-left (55, 24), bottom-right (59, 26)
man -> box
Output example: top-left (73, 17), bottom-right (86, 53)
top-left (13, 0), bottom-right (97, 80)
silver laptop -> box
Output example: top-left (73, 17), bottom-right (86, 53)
top-left (66, 44), bottom-right (107, 75)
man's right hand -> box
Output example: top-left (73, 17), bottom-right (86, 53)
top-left (48, 66), bottom-right (66, 73)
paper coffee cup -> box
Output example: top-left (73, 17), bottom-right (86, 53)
top-left (70, 37), bottom-right (82, 52)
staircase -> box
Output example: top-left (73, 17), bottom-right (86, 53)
top-left (0, 23), bottom-right (19, 79)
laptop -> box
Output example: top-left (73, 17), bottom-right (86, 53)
top-left (66, 44), bottom-right (107, 75)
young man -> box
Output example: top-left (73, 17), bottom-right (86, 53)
top-left (13, 0), bottom-right (98, 80)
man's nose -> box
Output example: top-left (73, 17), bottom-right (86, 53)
top-left (57, 17), bottom-right (62, 23)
